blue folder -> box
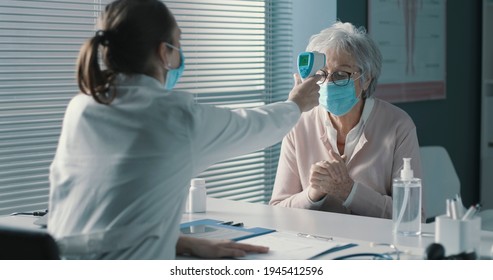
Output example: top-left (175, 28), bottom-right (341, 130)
top-left (180, 219), bottom-right (275, 241)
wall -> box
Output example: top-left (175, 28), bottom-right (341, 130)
top-left (337, 0), bottom-right (483, 206)
top-left (292, 0), bottom-right (337, 73)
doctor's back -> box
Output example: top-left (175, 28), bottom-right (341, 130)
top-left (47, 0), bottom-right (319, 259)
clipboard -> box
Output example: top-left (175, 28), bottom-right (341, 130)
top-left (180, 219), bottom-right (358, 260)
top-left (180, 219), bottom-right (275, 241)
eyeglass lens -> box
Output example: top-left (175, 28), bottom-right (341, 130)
top-left (316, 70), bottom-right (352, 86)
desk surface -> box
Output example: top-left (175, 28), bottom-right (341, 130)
top-left (2, 198), bottom-right (493, 259)
top-left (0, 215), bottom-right (44, 231)
top-left (184, 198), bottom-right (493, 259)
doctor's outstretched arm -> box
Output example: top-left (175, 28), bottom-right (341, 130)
top-left (190, 74), bottom-right (321, 173)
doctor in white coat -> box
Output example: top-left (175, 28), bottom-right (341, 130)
top-left (48, 0), bottom-right (321, 259)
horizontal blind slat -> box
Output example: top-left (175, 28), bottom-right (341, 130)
top-left (0, 0), bottom-right (101, 215)
top-left (0, 0), bottom-right (292, 214)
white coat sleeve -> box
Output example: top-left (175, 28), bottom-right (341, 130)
top-left (189, 100), bottom-right (301, 174)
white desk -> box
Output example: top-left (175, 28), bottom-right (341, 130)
top-left (2, 197), bottom-right (493, 259)
top-left (184, 198), bottom-right (493, 259)
top-left (0, 215), bottom-right (44, 231)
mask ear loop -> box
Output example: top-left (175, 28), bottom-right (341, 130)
top-left (353, 71), bottom-right (367, 99)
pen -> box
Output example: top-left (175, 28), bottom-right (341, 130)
top-left (450, 198), bottom-right (458, 220)
top-left (231, 222), bottom-right (244, 227)
top-left (10, 209), bottom-right (48, 216)
top-left (220, 221), bottom-right (234, 225)
top-left (461, 204), bottom-right (479, 221)
top-left (297, 233), bottom-right (333, 242)
top-left (455, 194), bottom-right (465, 218)
top-left (446, 199), bottom-right (451, 217)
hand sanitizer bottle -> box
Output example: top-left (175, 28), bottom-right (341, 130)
top-left (392, 158), bottom-right (422, 236)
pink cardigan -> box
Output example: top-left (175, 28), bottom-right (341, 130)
top-left (270, 98), bottom-right (423, 219)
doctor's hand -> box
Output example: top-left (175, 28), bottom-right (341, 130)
top-left (288, 73), bottom-right (321, 113)
top-left (176, 235), bottom-right (269, 258)
top-left (308, 150), bottom-right (354, 202)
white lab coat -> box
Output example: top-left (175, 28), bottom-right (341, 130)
top-left (48, 74), bottom-right (301, 259)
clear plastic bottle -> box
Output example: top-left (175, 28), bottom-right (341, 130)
top-left (392, 158), bottom-right (422, 236)
top-left (185, 178), bottom-right (207, 213)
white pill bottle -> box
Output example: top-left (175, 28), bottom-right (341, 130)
top-left (185, 178), bottom-right (207, 213)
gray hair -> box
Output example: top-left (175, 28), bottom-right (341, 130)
top-left (306, 21), bottom-right (382, 98)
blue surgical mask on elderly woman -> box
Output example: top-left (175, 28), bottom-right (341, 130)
top-left (319, 79), bottom-right (360, 116)
top-left (164, 43), bottom-right (185, 90)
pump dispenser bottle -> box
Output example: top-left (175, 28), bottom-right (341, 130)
top-left (392, 158), bottom-right (422, 236)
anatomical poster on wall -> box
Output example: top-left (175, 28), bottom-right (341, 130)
top-left (368, 0), bottom-right (446, 103)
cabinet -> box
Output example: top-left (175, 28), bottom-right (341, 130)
top-left (481, 0), bottom-right (493, 209)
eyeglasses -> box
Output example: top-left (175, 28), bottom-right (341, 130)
top-left (316, 69), bottom-right (361, 87)
top-left (165, 42), bottom-right (181, 51)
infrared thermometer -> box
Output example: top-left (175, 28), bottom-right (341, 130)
top-left (297, 51), bottom-right (326, 80)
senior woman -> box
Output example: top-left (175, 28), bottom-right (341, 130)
top-left (270, 21), bottom-right (423, 219)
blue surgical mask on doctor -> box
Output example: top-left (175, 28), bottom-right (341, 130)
top-left (318, 71), bottom-right (364, 116)
top-left (164, 43), bottom-right (185, 90)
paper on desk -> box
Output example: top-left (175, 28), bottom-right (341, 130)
top-left (237, 231), bottom-right (352, 260)
top-left (180, 219), bottom-right (274, 241)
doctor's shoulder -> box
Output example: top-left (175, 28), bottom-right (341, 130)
top-left (155, 89), bottom-right (195, 107)
top-left (151, 89), bottom-right (198, 118)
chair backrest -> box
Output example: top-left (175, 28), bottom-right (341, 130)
top-left (478, 209), bottom-right (493, 231)
top-left (0, 225), bottom-right (60, 260)
top-left (420, 146), bottom-right (461, 222)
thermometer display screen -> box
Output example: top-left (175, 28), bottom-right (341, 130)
top-left (299, 55), bottom-right (309, 67)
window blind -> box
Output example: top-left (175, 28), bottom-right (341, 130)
top-left (0, 0), bottom-right (106, 215)
top-left (0, 0), bottom-right (293, 215)
top-left (168, 0), bottom-right (292, 203)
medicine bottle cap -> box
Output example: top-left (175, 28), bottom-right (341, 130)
top-left (191, 178), bottom-right (206, 187)
top-left (400, 158), bottom-right (414, 180)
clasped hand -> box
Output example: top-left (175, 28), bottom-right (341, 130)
top-left (308, 149), bottom-right (354, 202)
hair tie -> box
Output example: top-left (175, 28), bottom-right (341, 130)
top-left (95, 30), bottom-right (109, 47)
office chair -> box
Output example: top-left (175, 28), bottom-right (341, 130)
top-left (0, 225), bottom-right (60, 260)
top-left (478, 209), bottom-right (493, 231)
top-left (419, 146), bottom-right (461, 223)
